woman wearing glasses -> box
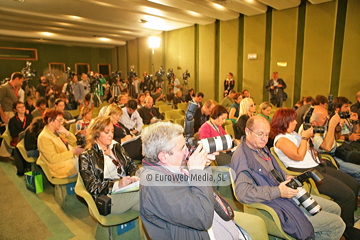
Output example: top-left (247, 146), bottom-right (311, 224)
top-left (79, 116), bottom-right (139, 214)
top-left (233, 97), bottom-right (256, 139)
top-left (37, 109), bottom-right (84, 178)
top-left (270, 108), bottom-right (360, 238)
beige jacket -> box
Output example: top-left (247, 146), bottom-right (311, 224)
top-left (38, 125), bottom-right (77, 178)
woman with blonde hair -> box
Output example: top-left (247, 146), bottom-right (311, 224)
top-left (105, 104), bottom-right (143, 160)
top-left (79, 116), bottom-right (139, 215)
top-left (257, 102), bottom-right (272, 122)
top-left (173, 90), bottom-right (184, 109)
top-left (233, 97), bottom-right (256, 139)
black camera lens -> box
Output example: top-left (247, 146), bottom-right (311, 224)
top-left (339, 111), bottom-right (350, 119)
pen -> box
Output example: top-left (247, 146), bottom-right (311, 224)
top-left (118, 173), bottom-right (126, 179)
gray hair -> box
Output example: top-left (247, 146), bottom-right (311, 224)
top-left (141, 121), bottom-right (184, 163)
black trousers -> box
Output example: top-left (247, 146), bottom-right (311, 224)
top-left (288, 164), bottom-right (359, 227)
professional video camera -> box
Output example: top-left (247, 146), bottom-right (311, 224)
top-left (0, 78), bottom-right (10, 85)
top-left (127, 68), bottom-right (137, 80)
top-left (155, 66), bottom-right (165, 80)
top-left (65, 67), bottom-right (76, 80)
top-left (144, 74), bottom-right (153, 82)
top-left (272, 169), bottom-right (324, 215)
top-left (303, 106), bottom-right (325, 134)
top-left (166, 68), bottom-right (174, 84)
top-left (182, 70), bottom-right (190, 80)
top-left (184, 102), bottom-right (233, 155)
top-left (111, 70), bottom-right (122, 79)
top-left (21, 61), bottom-right (37, 81)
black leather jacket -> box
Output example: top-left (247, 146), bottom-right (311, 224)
top-left (79, 142), bottom-right (139, 198)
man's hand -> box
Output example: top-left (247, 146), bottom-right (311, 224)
top-left (187, 143), bottom-right (207, 171)
top-left (350, 112), bottom-right (358, 121)
top-left (349, 133), bottom-right (360, 141)
top-left (279, 180), bottom-right (298, 198)
top-left (328, 113), bottom-right (340, 130)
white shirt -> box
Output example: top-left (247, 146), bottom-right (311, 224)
top-left (120, 107), bottom-right (144, 132)
top-left (274, 132), bottom-right (318, 169)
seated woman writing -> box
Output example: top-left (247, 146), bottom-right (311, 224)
top-left (105, 104), bottom-right (143, 161)
top-left (79, 116), bottom-right (139, 214)
top-left (198, 105), bottom-right (238, 166)
top-left (38, 109), bottom-right (84, 178)
top-left (270, 108), bottom-right (360, 238)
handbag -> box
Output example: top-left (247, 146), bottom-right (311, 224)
top-left (95, 195), bottom-right (112, 216)
top-left (25, 171), bottom-right (44, 194)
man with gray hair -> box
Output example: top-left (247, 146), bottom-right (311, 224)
top-left (140, 121), bottom-right (251, 240)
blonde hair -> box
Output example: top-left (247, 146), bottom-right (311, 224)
top-left (85, 116), bottom-right (112, 149)
top-left (175, 90), bottom-right (183, 98)
top-left (239, 98), bottom-right (254, 116)
top-left (105, 103), bottom-right (122, 116)
top-left (258, 102), bottom-right (272, 114)
top-left (80, 106), bottom-right (93, 118)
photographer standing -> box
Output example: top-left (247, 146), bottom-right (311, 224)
top-left (265, 71), bottom-right (286, 107)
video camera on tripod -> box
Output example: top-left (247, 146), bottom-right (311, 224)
top-left (155, 66), bottom-right (165, 80)
top-left (166, 68), bottom-right (174, 84)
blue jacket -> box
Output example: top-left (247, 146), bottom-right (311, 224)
top-left (231, 136), bottom-right (315, 240)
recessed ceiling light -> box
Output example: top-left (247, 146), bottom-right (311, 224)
top-left (188, 11), bottom-right (200, 16)
top-left (213, 3), bottom-right (225, 10)
top-left (41, 32), bottom-right (53, 36)
top-left (99, 37), bottom-right (110, 41)
top-left (69, 15), bottom-right (82, 20)
top-left (139, 19), bottom-right (148, 24)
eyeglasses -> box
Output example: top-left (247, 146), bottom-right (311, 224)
top-left (250, 104), bottom-right (256, 107)
top-left (248, 128), bottom-right (270, 138)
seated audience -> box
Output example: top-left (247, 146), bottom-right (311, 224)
top-left (231, 115), bottom-right (345, 240)
top-left (233, 97), bottom-right (256, 139)
top-left (257, 102), bottom-right (272, 122)
top-left (120, 100), bottom-right (143, 134)
top-left (166, 87), bottom-right (175, 103)
top-left (184, 88), bottom-right (195, 102)
top-left (79, 93), bottom-right (94, 111)
top-left (194, 99), bottom-right (216, 133)
top-left (228, 93), bottom-right (243, 122)
top-left (54, 98), bottom-right (74, 121)
top-left (106, 104), bottom-right (143, 160)
top-left (141, 121), bottom-right (249, 239)
top-left (151, 87), bottom-right (166, 102)
top-left (31, 97), bottom-right (47, 118)
top-left (271, 108), bottom-right (360, 238)
top-left (242, 89), bottom-right (251, 98)
top-left (294, 96), bottom-right (315, 132)
top-left (25, 96), bottom-right (36, 114)
top-left (199, 105), bottom-right (238, 166)
top-left (172, 90), bottom-right (184, 109)
top-left (25, 117), bottom-right (44, 158)
top-left (38, 109), bottom-right (83, 178)
top-left (220, 89), bottom-right (236, 111)
top-left (136, 93), bottom-right (145, 109)
top-left (79, 116), bottom-right (139, 214)
top-left (9, 101), bottom-right (33, 146)
top-left (75, 106), bottom-right (93, 139)
top-left (137, 96), bottom-right (164, 125)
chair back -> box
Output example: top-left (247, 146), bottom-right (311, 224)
top-left (159, 104), bottom-right (173, 114)
top-left (17, 139), bottom-right (36, 163)
top-left (0, 127), bottom-right (14, 149)
top-left (228, 168), bottom-right (295, 239)
top-left (69, 123), bottom-right (77, 135)
top-left (74, 174), bottom-right (139, 226)
top-left (37, 157), bottom-right (77, 185)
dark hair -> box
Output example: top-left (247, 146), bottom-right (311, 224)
top-left (270, 108), bottom-right (297, 139)
top-left (84, 93), bottom-right (91, 101)
top-left (54, 98), bottom-right (64, 106)
top-left (11, 72), bottom-right (24, 81)
top-left (314, 95), bottom-right (328, 105)
top-left (29, 117), bottom-right (45, 136)
top-left (188, 88), bottom-right (194, 95)
top-left (36, 97), bottom-right (47, 107)
top-left (13, 101), bottom-right (24, 110)
top-left (333, 96), bottom-right (351, 110)
top-left (229, 89), bottom-right (236, 94)
top-left (210, 105), bottom-right (228, 119)
top-left (43, 109), bottom-right (64, 125)
top-left (228, 72), bottom-right (233, 77)
top-left (195, 92), bottom-right (204, 98)
top-left (303, 96), bottom-right (315, 105)
top-left (127, 99), bottom-right (138, 110)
